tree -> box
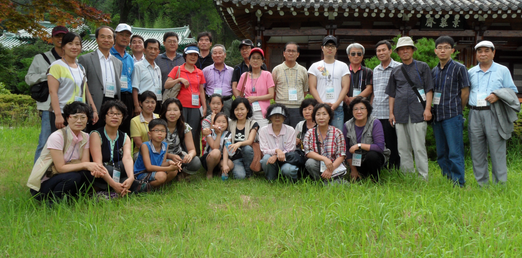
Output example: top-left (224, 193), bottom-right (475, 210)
top-left (0, 0), bottom-right (110, 40)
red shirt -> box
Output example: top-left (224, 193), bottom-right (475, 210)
top-left (168, 63), bottom-right (206, 108)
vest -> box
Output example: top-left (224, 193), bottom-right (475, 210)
top-left (229, 118), bottom-right (254, 144)
top-left (344, 116), bottom-right (391, 162)
top-left (94, 127), bottom-right (126, 164)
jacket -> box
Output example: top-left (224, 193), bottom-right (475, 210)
top-left (491, 88), bottom-right (521, 140)
top-left (25, 50), bottom-right (58, 110)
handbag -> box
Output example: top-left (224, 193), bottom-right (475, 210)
top-left (249, 142), bottom-right (262, 173)
top-left (285, 150), bottom-right (305, 167)
top-left (239, 72), bottom-right (248, 98)
top-left (162, 65), bottom-right (181, 100)
top-left (401, 64), bottom-right (433, 124)
top-left (30, 53), bottom-right (51, 102)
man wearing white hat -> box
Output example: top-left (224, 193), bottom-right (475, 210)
top-left (468, 40), bottom-right (519, 186)
top-left (385, 36), bottom-right (433, 180)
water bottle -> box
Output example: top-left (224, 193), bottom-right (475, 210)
top-left (221, 173), bottom-right (229, 181)
top-left (225, 135), bottom-right (235, 157)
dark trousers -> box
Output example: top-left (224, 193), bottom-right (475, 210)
top-left (31, 170), bottom-right (93, 202)
top-left (283, 108), bottom-right (303, 128)
top-left (183, 107), bottom-right (202, 156)
top-left (379, 119), bottom-right (400, 169)
top-left (343, 104), bottom-right (353, 123)
top-left (357, 151), bottom-right (385, 180)
top-left (119, 92), bottom-right (134, 136)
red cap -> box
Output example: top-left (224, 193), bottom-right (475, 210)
top-left (52, 26), bottom-right (68, 36)
top-left (249, 48), bottom-right (264, 58)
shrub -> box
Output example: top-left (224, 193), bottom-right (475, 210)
top-left (0, 93), bottom-right (38, 126)
top-left (225, 39), bottom-right (243, 67)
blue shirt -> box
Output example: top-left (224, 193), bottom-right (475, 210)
top-left (134, 141), bottom-right (167, 173)
top-left (110, 47), bottom-right (134, 93)
top-left (468, 61), bottom-right (518, 106)
top-left (431, 59), bottom-right (470, 121)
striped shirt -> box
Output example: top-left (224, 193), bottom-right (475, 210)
top-left (372, 59), bottom-right (401, 119)
top-left (47, 59), bottom-right (87, 112)
top-left (431, 59), bottom-right (470, 122)
top-left (303, 125), bottom-right (346, 162)
top-left (272, 62), bottom-right (309, 108)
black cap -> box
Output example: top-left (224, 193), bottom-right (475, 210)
top-left (52, 26), bottom-right (68, 36)
top-left (239, 39), bottom-right (254, 49)
top-left (322, 35), bottom-right (337, 46)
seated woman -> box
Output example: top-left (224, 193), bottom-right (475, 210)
top-left (259, 103), bottom-right (299, 182)
top-left (130, 91), bottom-right (159, 160)
top-left (303, 103), bottom-right (347, 184)
top-left (27, 101), bottom-right (106, 203)
top-left (90, 100), bottom-right (136, 197)
top-left (160, 98), bottom-right (201, 180)
top-left (227, 97), bottom-right (259, 179)
top-left (295, 98), bottom-right (318, 150)
top-left (343, 96), bottom-right (389, 182)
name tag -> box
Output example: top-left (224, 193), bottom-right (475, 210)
top-left (352, 153), bottom-right (362, 167)
top-left (155, 88), bottom-right (163, 101)
top-left (289, 88), bottom-right (298, 101)
top-left (192, 94), bottom-right (199, 106)
top-left (417, 89), bottom-right (426, 102)
top-left (120, 75), bottom-right (128, 89)
top-left (214, 88), bottom-right (223, 95)
top-left (75, 96), bottom-right (83, 102)
top-left (326, 86), bottom-right (335, 100)
top-left (105, 82), bottom-right (116, 98)
top-left (353, 88), bottom-right (361, 96)
top-left (252, 101), bottom-right (261, 112)
top-left (320, 161), bottom-right (326, 172)
top-left (433, 92), bottom-right (442, 105)
top-left (112, 167), bottom-right (121, 183)
top-left (477, 92), bottom-right (488, 107)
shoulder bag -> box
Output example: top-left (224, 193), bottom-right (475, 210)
top-left (162, 65), bottom-right (181, 100)
top-left (400, 64), bottom-right (433, 124)
top-left (30, 53), bottom-right (52, 102)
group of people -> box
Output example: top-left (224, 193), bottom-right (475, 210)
top-left (25, 24), bottom-right (520, 203)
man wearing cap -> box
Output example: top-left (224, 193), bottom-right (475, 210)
top-left (202, 44), bottom-right (234, 115)
top-left (386, 36), bottom-right (433, 180)
top-left (131, 35), bottom-right (145, 63)
top-left (468, 40), bottom-right (519, 186)
top-left (431, 36), bottom-right (470, 187)
top-left (196, 31), bottom-right (214, 70)
top-left (110, 23), bottom-right (135, 133)
top-left (132, 39), bottom-right (163, 113)
top-left (271, 42), bottom-right (309, 127)
top-left (25, 25), bottom-right (68, 163)
top-left (372, 40), bottom-right (401, 170)
top-left (308, 35), bottom-right (350, 130)
top-left (344, 43), bottom-right (373, 122)
top-left (231, 39), bottom-right (267, 97)
top-left (79, 25), bottom-right (123, 132)
top-left (156, 32), bottom-right (185, 93)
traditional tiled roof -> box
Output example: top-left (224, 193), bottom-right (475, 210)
top-left (0, 22), bottom-right (196, 52)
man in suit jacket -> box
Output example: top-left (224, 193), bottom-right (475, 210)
top-left (79, 26), bottom-right (123, 131)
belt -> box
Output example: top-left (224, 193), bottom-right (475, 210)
top-left (469, 105), bottom-right (490, 110)
top-left (208, 95), bottom-right (232, 101)
top-left (121, 91), bottom-right (132, 95)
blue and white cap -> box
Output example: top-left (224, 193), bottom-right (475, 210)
top-left (184, 45), bottom-right (200, 55)
top-left (267, 106), bottom-right (288, 119)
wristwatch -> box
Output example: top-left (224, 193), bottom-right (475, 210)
top-left (358, 143), bottom-right (361, 150)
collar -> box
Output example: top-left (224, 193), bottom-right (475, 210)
top-left (133, 54), bottom-right (144, 62)
top-left (143, 60), bottom-right (158, 69)
top-left (66, 126), bottom-right (84, 143)
top-left (180, 63), bottom-right (197, 73)
top-left (378, 59), bottom-right (400, 70)
top-left (476, 61), bottom-right (497, 74)
top-left (139, 112), bottom-right (159, 123)
top-left (103, 127), bottom-right (120, 143)
top-left (161, 52), bottom-right (182, 60)
top-left (437, 59), bottom-right (454, 70)
top-left (211, 63), bottom-right (229, 72)
top-left (267, 124), bottom-right (288, 137)
top-left (97, 49), bottom-right (112, 61)
top-left (349, 64), bottom-right (362, 72)
top-left (51, 48), bottom-right (61, 60)
top-left (282, 62), bottom-right (298, 70)
top-left (110, 46), bottom-right (129, 58)
top-left (149, 140), bottom-right (166, 153)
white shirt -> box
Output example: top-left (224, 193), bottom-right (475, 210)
top-left (97, 49), bottom-right (115, 94)
top-left (132, 60), bottom-right (162, 94)
top-left (308, 60), bottom-right (349, 106)
top-left (133, 54), bottom-right (145, 63)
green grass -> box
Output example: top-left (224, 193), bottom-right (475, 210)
top-left (2, 126), bottom-right (522, 257)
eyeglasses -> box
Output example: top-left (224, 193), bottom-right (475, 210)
top-left (324, 44), bottom-right (336, 49)
top-left (69, 114), bottom-right (88, 121)
top-left (150, 129), bottom-right (166, 133)
top-left (350, 52), bottom-right (363, 57)
top-left (106, 112), bottom-right (123, 118)
top-left (353, 107), bottom-right (367, 111)
top-left (436, 46), bottom-right (452, 50)
top-left (166, 40), bottom-right (178, 45)
top-left (285, 50), bottom-right (298, 53)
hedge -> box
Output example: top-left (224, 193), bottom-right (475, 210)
top-left (0, 93), bottom-right (38, 126)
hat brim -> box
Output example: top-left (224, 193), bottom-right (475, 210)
top-left (185, 50), bottom-right (199, 55)
top-left (267, 112), bottom-right (287, 119)
top-left (394, 45), bottom-right (417, 52)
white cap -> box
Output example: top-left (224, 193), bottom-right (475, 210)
top-left (475, 40), bottom-right (494, 50)
top-left (115, 23), bottom-right (132, 34)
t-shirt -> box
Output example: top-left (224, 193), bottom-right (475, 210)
top-left (47, 59), bottom-right (87, 112)
top-left (168, 64), bottom-right (206, 109)
top-left (307, 60), bottom-right (349, 106)
top-left (47, 128), bottom-right (90, 161)
top-left (204, 130), bottom-right (231, 153)
top-left (130, 113), bottom-right (159, 155)
top-left (231, 121), bottom-right (259, 160)
top-left (134, 141), bottom-right (167, 174)
top-left (165, 122), bottom-right (192, 155)
top-left (236, 70), bottom-right (275, 117)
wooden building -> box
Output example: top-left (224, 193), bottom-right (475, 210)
top-left (215, 0), bottom-right (522, 89)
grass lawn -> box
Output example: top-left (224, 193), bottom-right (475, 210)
top-left (1, 126), bottom-right (522, 257)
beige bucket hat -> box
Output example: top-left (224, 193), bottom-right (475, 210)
top-left (394, 36), bottom-right (417, 52)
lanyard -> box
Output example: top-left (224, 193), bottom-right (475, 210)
top-left (105, 127), bottom-right (120, 164)
top-left (250, 72), bottom-right (259, 94)
top-left (414, 61), bottom-right (423, 84)
top-left (435, 61), bottom-right (453, 91)
top-left (350, 69), bottom-right (363, 90)
top-left (63, 59), bottom-right (84, 97)
top-left (317, 127), bottom-right (329, 156)
top-left (198, 56), bottom-right (207, 69)
top-left (147, 65), bottom-right (160, 90)
top-left (283, 67), bottom-right (298, 89)
top-left (213, 68), bottom-right (225, 88)
top-left (184, 71), bottom-right (200, 94)
top-left (477, 71), bottom-right (492, 93)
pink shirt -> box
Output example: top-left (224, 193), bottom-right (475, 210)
top-left (259, 124), bottom-right (296, 156)
top-left (236, 70), bottom-right (275, 117)
top-left (47, 129), bottom-right (89, 162)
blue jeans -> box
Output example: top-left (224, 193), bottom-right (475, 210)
top-left (260, 154), bottom-right (299, 181)
top-left (231, 145), bottom-right (254, 179)
top-left (432, 115), bottom-right (465, 186)
top-left (34, 111), bottom-right (52, 164)
top-left (331, 105), bottom-right (344, 131)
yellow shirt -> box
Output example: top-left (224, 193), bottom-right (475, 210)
top-left (130, 113), bottom-right (159, 155)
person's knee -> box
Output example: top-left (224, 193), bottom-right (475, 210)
top-left (208, 149), bottom-right (221, 161)
top-left (154, 172), bottom-right (167, 184)
top-left (281, 164), bottom-right (298, 176)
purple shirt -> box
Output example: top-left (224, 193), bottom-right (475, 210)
top-left (343, 119), bottom-right (385, 160)
top-left (202, 64), bottom-right (234, 97)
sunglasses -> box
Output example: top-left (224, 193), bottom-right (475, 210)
top-left (350, 52), bottom-right (363, 57)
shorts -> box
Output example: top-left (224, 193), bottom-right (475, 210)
top-left (135, 170), bottom-right (158, 182)
top-left (200, 153), bottom-right (222, 174)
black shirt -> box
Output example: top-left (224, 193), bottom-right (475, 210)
top-left (196, 54), bottom-right (214, 70)
top-left (231, 122), bottom-right (259, 160)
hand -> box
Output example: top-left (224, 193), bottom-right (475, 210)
top-left (168, 160), bottom-right (182, 171)
top-left (389, 114), bottom-right (396, 127)
top-left (423, 108), bottom-right (432, 122)
top-left (202, 128), bottom-right (211, 137)
top-left (182, 153), bottom-right (193, 164)
top-left (228, 143), bottom-right (241, 153)
top-left (222, 164), bottom-right (230, 174)
top-left (350, 169), bottom-right (361, 181)
top-left (326, 102), bottom-right (333, 107)
top-left (121, 178), bottom-right (134, 195)
top-left (344, 95), bottom-right (350, 104)
top-left (323, 157), bottom-right (334, 172)
top-left (171, 154), bottom-right (182, 163)
top-left (321, 169), bottom-right (333, 179)
top-left (179, 78), bottom-right (189, 87)
top-left (267, 155), bottom-right (277, 164)
top-left (112, 183), bottom-right (127, 196)
top-left (86, 162), bottom-right (107, 176)
top-left (55, 114), bottom-right (65, 129)
top-left (331, 103), bottom-right (339, 111)
top-left (134, 106), bottom-right (142, 116)
top-left (246, 96), bottom-right (256, 104)
top-left (485, 93), bottom-right (499, 104)
top-left (211, 124), bottom-right (223, 134)
top-left (202, 107), bottom-right (207, 117)
top-left (276, 150), bottom-right (285, 162)
top-left (295, 138), bottom-right (301, 147)
top-left (349, 144), bottom-right (359, 154)
top-left (92, 112), bottom-right (99, 124)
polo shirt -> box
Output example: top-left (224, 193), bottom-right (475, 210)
top-left (110, 47), bottom-right (134, 93)
top-left (231, 61), bottom-right (267, 83)
top-left (431, 59), bottom-right (470, 122)
top-left (132, 60), bottom-right (162, 100)
top-left (130, 112), bottom-right (160, 155)
top-left (348, 65), bottom-right (373, 97)
top-left (196, 54), bottom-right (214, 70)
top-left (385, 60), bottom-right (434, 124)
top-left (168, 64), bottom-right (206, 108)
top-left (155, 52), bottom-right (185, 89)
top-left (372, 59), bottom-right (401, 119)
top-left (468, 61), bottom-right (518, 106)
top-left (272, 62), bottom-right (309, 108)
top-left (202, 63), bottom-right (234, 96)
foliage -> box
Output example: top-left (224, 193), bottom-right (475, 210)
top-left (225, 39), bottom-right (243, 67)
top-left (0, 0), bottom-right (110, 41)
top-left (0, 94), bottom-right (38, 126)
